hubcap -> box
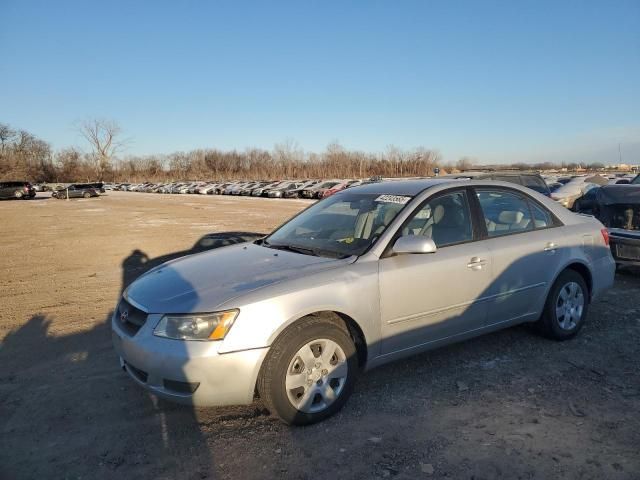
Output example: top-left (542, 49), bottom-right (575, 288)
top-left (555, 281), bottom-right (584, 330)
top-left (285, 338), bottom-right (348, 413)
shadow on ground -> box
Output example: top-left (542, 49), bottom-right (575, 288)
top-left (0, 231), bottom-right (264, 480)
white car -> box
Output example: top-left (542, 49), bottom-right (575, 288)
top-left (551, 175), bottom-right (608, 209)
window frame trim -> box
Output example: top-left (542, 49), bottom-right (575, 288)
top-left (382, 186), bottom-right (480, 257)
top-left (472, 186), bottom-right (563, 240)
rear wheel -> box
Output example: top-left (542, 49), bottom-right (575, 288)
top-left (258, 315), bottom-right (359, 425)
top-left (536, 270), bottom-right (588, 340)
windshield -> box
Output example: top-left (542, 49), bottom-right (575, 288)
top-left (264, 192), bottom-right (412, 258)
top-left (632, 175), bottom-right (640, 185)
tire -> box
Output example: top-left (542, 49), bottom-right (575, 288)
top-left (536, 269), bottom-right (589, 340)
top-left (14, 190), bottom-right (23, 199)
top-left (83, 192), bottom-right (91, 198)
top-left (258, 315), bottom-right (359, 425)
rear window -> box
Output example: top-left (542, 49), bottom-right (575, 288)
top-left (491, 175), bottom-right (522, 185)
top-left (521, 175), bottom-right (550, 194)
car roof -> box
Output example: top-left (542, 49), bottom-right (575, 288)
top-left (348, 178), bottom-right (459, 195)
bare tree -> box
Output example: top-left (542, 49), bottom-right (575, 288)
top-left (0, 123), bottom-right (15, 153)
top-left (77, 119), bottom-right (127, 179)
top-left (456, 157), bottom-right (475, 171)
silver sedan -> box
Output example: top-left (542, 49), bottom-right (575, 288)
top-left (112, 179), bottom-right (615, 425)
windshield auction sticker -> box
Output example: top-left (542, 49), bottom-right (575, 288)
top-left (375, 194), bottom-right (411, 204)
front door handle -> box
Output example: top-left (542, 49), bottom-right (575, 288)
top-left (467, 257), bottom-right (487, 270)
top-left (544, 242), bottom-right (557, 253)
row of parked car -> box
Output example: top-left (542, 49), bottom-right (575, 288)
top-left (110, 178), bottom-right (379, 199)
top-left (545, 174), bottom-right (638, 209)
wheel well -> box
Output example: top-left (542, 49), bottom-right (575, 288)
top-left (564, 263), bottom-right (593, 301)
top-left (332, 312), bottom-right (368, 369)
top-left (254, 311), bottom-right (369, 401)
top-left (293, 311), bottom-right (368, 369)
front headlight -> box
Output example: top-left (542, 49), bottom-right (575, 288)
top-left (154, 310), bottom-right (238, 341)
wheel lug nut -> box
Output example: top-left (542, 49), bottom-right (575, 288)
top-left (315, 362), bottom-right (321, 368)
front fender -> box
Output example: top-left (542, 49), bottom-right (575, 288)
top-left (217, 260), bottom-right (380, 359)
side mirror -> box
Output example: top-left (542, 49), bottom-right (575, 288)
top-left (392, 235), bottom-right (437, 255)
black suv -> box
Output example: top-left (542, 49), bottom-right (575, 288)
top-left (0, 181), bottom-right (36, 200)
top-left (446, 172), bottom-right (551, 196)
top-left (51, 184), bottom-right (99, 199)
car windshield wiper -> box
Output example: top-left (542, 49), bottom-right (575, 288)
top-left (265, 243), bottom-right (319, 256)
top-left (262, 239), bottom-right (352, 259)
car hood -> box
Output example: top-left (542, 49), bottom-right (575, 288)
top-left (125, 243), bottom-right (352, 313)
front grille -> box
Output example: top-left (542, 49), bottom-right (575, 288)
top-left (117, 298), bottom-right (148, 336)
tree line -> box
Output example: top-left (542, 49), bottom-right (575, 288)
top-left (0, 120), bottom-right (615, 184)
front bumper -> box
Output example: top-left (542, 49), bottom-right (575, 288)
top-left (609, 229), bottom-right (640, 267)
top-left (111, 311), bottom-right (269, 407)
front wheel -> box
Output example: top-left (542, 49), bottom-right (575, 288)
top-left (14, 190), bottom-right (24, 199)
top-left (536, 270), bottom-right (589, 340)
top-left (83, 192), bottom-right (91, 198)
top-left (258, 315), bottom-right (359, 425)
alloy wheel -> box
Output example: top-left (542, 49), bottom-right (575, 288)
top-left (555, 281), bottom-right (584, 330)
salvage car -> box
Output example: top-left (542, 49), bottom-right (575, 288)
top-left (0, 181), bottom-right (36, 199)
top-left (283, 180), bottom-right (321, 198)
top-left (446, 172), bottom-right (551, 196)
top-left (51, 184), bottom-right (99, 199)
top-left (551, 175), bottom-right (608, 209)
top-left (112, 179), bottom-right (615, 425)
top-left (300, 180), bottom-right (342, 199)
top-left (573, 184), bottom-right (640, 268)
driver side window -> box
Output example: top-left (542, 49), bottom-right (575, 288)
top-left (402, 191), bottom-right (473, 247)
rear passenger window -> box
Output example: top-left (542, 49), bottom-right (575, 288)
top-left (477, 190), bottom-right (533, 237)
top-left (530, 202), bottom-right (553, 228)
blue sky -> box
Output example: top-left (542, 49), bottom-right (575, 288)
top-left (1, 0), bottom-right (639, 164)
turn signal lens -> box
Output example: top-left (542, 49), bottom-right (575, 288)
top-left (209, 311), bottom-right (238, 340)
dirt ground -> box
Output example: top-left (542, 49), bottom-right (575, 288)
top-left (1, 191), bottom-right (639, 480)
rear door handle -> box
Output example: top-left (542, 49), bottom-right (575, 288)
top-left (544, 242), bottom-right (557, 252)
top-left (467, 257), bottom-right (487, 270)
